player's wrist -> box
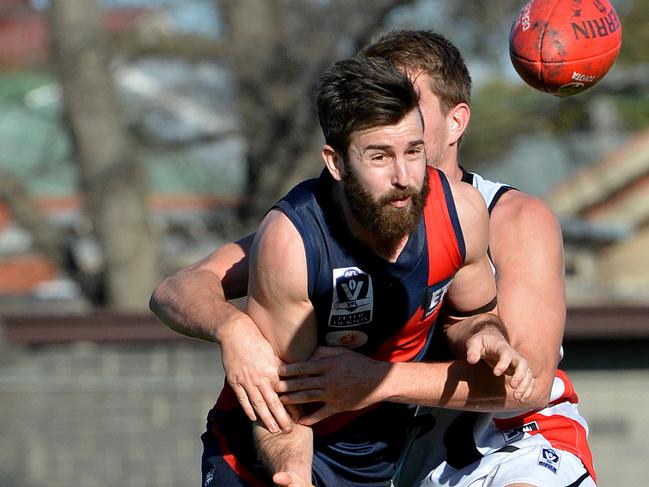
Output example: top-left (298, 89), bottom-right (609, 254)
top-left (469, 313), bottom-right (509, 342)
top-left (375, 360), bottom-right (408, 403)
top-left (214, 309), bottom-right (260, 344)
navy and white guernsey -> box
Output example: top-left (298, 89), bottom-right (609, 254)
top-left (203, 166), bottom-right (467, 486)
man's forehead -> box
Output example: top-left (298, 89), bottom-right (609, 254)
top-left (351, 116), bottom-right (423, 151)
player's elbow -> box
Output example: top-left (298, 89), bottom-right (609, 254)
top-left (148, 284), bottom-right (164, 317)
top-left (149, 276), bottom-right (178, 326)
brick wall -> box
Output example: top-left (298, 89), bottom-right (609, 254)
top-left (0, 340), bottom-right (224, 487)
top-left (1, 339), bottom-right (648, 487)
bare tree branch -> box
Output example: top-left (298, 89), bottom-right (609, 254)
top-left (0, 167), bottom-right (64, 265)
top-left (109, 31), bottom-right (227, 61)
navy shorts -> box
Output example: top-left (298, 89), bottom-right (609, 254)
top-left (201, 406), bottom-right (396, 487)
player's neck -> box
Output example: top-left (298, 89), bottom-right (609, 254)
top-left (434, 157), bottom-right (463, 182)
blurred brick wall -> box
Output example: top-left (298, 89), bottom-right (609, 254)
top-left (1, 337), bottom-right (648, 486)
top-left (0, 341), bottom-right (223, 487)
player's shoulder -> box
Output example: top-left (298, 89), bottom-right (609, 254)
top-left (252, 209), bottom-right (308, 294)
top-left (254, 209), bottom-right (304, 260)
top-left (490, 189), bottom-right (561, 237)
top-left (448, 175), bottom-right (487, 211)
top-left (446, 177), bottom-right (490, 255)
top-left (447, 177), bottom-right (489, 240)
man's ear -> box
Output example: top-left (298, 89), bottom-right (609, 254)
top-left (447, 102), bottom-right (471, 146)
top-left (322, 144), bottom-right (344, 181)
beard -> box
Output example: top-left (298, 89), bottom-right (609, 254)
top-left (342, 167), bottom-right (430, 250)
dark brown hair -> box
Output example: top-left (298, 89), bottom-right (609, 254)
top-left (360, 30), bottom-right (472, 114)
top-left (316, 56), bottom-right (420, 157)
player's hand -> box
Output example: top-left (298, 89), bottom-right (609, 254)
top-left (465, 326), bottom-right (535, 402)
top-left (276, 346), bottom-right (390, 426)
top-left (219, 315), bottom-right (293, 433)
top-left (272, 471), bottom-right (312, 487)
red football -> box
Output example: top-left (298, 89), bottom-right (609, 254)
top-left (509, 0), bottom-right (622, 96)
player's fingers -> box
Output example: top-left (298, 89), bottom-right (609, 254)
top-left (273, 472), bottom-right (294, 486)
top-left (232, 383), bottom-right (257, 422)
top-left (275, 377), bottom-right (321, 393)
top-left (514, 368), bottom-right (535, 401)
top-left (279, 389), bottom-right (325, 405)
top-left (513, 356), bottom-right (532, 387)
top-left (273, 472), bottom-right (310, 487)
top-left (247, 386), bottom-right (280, 433)
top-left (521, 373), bottom-right (536, 402)
top-left (491, 347), bottom-right (513, 376)
top-left (508, 355), bottom-right (528, 388)
top-left (312, 346), bottom-right (347, 359)
top-left (258, 382), bottom-right (294, 433)
top-left (298, 404), bottom-right (337, 426)
top-left (465, 337), bottom-right (482, 365)
top-left (311, 346), bottom-right (354, 361)
top-left (279, 361), bottom-right (321, 378)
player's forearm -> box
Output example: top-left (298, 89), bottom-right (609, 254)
top-left (379, 359), bottom-right (536, 412)
top-left (253, 421), bottom-right (313, 484)
top-left (149, 268), bottom-right (249, 343)
top-left (500, 289), bottom-right (564, 408)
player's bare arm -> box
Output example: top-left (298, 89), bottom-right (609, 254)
top-left (149, 233), bottom-right (294, 433)
top-left (247, 209), bottom-right (317, 485)
top-left (149, 234), bottom-right (252, 340)
top-left (488, 190), bottom-right (566, 408)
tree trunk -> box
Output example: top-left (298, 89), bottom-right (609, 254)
top-left (219, 0), bottom-right (415, 230)
top-left (48, 0), bottom-right (159, 310)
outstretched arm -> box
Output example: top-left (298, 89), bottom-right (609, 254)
top-left (247, 210), bottom-right (318, 485)
top-left (488, 191), bottom-right (566, 407)
top-left (149, 234), bottom-right (294, 433)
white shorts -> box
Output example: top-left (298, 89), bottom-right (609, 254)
top-left (418, 441), bottom-right (595, 487)
top-left (395, 372), bottom-right (596, 487)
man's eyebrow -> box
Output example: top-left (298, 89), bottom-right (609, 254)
top-left (363, 144), bottom-right (393, 153)
top-left (362, 140), bottom-right (424, 153)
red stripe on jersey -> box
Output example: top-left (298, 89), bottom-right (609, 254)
top-left (372, 168), bottom-right (464, 364)
top-left (423, 167), bottom-right (464, 283)
top-left (373, 307), bottom-right (430, 362)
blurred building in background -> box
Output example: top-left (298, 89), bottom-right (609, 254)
top-left (546, 127), bottom-right (649, 305)
top-left (0, 0), bottom-right (243, 310)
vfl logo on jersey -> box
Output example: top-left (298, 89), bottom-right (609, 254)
top-left (328, 267), bottom-right (373, 328)
top-left (538, 447), bottom-right (561, 474)
top-left (423, 277), bottom-right (452, 318)
top-left (502, 420), bottom-right (539, 442)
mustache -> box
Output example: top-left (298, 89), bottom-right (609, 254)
top-left (378, 186), bottom-right (419, 204)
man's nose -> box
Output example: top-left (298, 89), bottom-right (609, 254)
top-left (392, 157), bottom-right (409, 188)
